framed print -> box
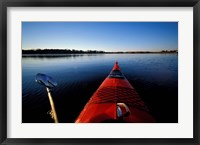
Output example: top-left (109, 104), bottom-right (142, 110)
top-left (0, 0), bottom-right (200, 145)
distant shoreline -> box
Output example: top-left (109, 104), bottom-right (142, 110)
top-left (22, 52), bottom-right (178, 57)
top-left (22, 49), bottom-right (178, 57)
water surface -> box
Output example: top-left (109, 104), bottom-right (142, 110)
top-left (22, 54), bottom-right (178, 123)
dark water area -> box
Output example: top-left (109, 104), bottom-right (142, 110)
top-left (22, 54), bottom-right (178, 123)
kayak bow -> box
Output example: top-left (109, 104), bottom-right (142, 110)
top-left (75, 62), bottom-right (155, 123)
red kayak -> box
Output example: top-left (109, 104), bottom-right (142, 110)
top-left (75, 62), bottom-right (155, 123)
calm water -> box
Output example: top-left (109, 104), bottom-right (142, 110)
top-left (22, 54), bottom-right (178, 123)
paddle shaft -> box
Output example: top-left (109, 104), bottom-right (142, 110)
top-left (46, 87), bottom-right (59, 123)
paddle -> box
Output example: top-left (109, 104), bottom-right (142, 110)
top-left (35, 73), bottom-right (59, 123)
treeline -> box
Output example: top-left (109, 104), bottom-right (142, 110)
top-left (160, 50), bottom-right (178, 53)
top-left (22, 49), bottom-right (105, 54)
top-left (107, 50), bottom-right (178, 54)
top-left (22, 49), bottom-right (178, 55)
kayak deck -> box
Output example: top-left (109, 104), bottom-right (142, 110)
top-left (75, 62), bottom-right (155, 123)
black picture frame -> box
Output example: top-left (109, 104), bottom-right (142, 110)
top-left (0, 0), bottom-right (199, 145)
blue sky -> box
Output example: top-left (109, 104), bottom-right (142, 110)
top-left (22, 22), bottom-right (178, 52)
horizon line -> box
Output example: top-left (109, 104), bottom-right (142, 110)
top-left (22, 48), bottom-right (178, 53)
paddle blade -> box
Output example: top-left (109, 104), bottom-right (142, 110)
top-left (35, 73), bottom-right (57, 88)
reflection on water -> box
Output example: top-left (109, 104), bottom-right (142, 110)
top-left (22, 54), bottom-right (178, 123)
